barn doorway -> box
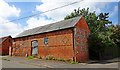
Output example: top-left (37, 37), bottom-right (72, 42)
top-left (31, 40), bottom-right (38, 56)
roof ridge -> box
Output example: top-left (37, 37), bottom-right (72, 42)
top-left (25, 16), bottom-right (81, 31)
top-left (15, 16), bottom-right (82, 38)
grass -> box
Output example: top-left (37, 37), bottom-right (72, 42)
top-left (57, 58), bottom-right (66, 62)
top-left (2, 58), bottom-right (10, 61)
top-left (45, 55), bottom-right (74, 63)
top-left (43, 55), bottom-right (79, 64)
top-left (27, 56), bottom-right (34, 59)
top-left (66, 59), bottom-right (71, 62)
top-left (70, 61), bottom-right (78, 64)
top-left (45, 55), bottom-right (54, 60)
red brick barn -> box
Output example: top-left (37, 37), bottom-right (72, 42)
top-left (12, 16), bottom-right (90, 62)
top-left (0, 36), bottom-right (12, 55)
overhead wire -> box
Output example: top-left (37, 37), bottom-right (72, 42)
top-left (4, 0), bottom-right (84, 23)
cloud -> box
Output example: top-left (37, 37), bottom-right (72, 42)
top-left (34, 0), bottom-right (113, 23)
top-left (26, 0), bottom-right (118, 32)
top-left (4, 0), bottom-right (119, 2)
top-left (5, 0), bottom-right (41, 2)
top-left (25, 15), bottom-right (54, 30)
top-left (84, 0), bottom-right (119, 2)
top-left (109, 5), bottom-right (118, 24)
top-left (0, 0), bottom-right (22, 37)
top-left (0, 17), bottom-right (23, 37)
top-left (110, 5), bottom-right (118, 17)
top-left (0, 0), bottom-right (21, 18)
top-left (25, 0), bottom-right (116, 31)
top-left (36, 0), bottom-right (83, 21)
top-left (36, 0), bottom-right (116, 21)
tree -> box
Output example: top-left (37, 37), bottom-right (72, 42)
top-left (64, 8), bottom-right (112, 33)
top-left (110, 25), bottom-right (120, 57)
top-left (110, 25), bottom-right (120, 47)
top-left (64, 8), bottom-right (119, 60)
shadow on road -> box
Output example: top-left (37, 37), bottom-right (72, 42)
top-left (87, 58), bottom-right (119, 64)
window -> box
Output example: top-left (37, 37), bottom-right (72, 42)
top-left (44, 37), bottom-right (48, 45)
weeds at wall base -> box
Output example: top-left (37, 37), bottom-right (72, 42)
top-left (27, 56), bottom-right (34, 59)
top-left (2, 58), bottom-right (10, 61)
top-left (44, 55), bottom-right (78, 64)
top-left (27, 55), bottom-right (78, 64)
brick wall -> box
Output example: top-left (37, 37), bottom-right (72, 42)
top-left (13, 28), bottom-right (74, 60)
top-left (0, 36), bottom-right (12, 55)
top-left (74, 17), bottom-right (90, 62)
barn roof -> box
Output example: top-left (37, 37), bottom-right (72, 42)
top-left (0, 36), bottom-right (11, 44)
top-left (15, 16), bottom-right (82, 38)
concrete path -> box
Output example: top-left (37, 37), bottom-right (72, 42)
top-left (1, 56), bottom-right (119, 68)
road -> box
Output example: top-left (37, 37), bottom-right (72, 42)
top-left (0, 56), bottom-right (119, 68)
top-left (1, 56), bottom-right (45, 68)
top-left (2, 60), bottom-right (45, 68)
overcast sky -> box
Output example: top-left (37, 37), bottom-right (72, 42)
top-left (0, 0), bottom-right (119, 37)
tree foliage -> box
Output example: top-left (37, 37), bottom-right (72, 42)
top-left (110, 25), bottom-right (120, 47)
top-left (64, 8), bottom-right (112, 33)
top-left (64, 8), bottom-right (120, 59)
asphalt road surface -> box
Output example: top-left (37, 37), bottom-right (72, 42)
top-left (0, 56), bottom-right (119, 69)
top-left (2, 60), bottom-right (45, 68)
